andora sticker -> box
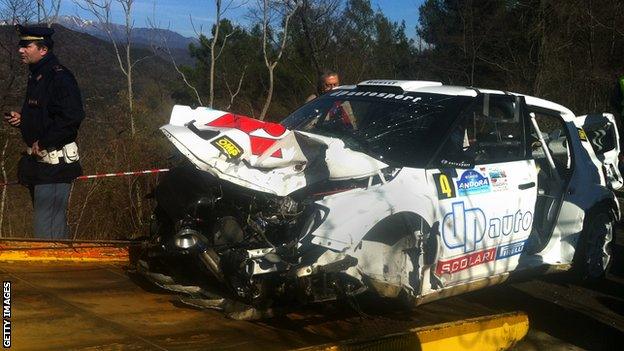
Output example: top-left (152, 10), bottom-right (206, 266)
top-left (435, 247), bottom-right (497, 275)
top-left (211, 136), bottom-right (243, 159)
top-left (456, 170), bottom-right (490, 196)
top-left (433, 172), bottom-right (456, 199)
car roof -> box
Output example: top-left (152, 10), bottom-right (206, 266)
top-left (340, 79), bottom-right (576, 122)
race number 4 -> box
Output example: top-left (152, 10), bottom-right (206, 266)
top-left (434, 173), bottom-right (456, 199)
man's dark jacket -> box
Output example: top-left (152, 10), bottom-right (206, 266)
top-left (18, 53), bottom-right (84, 185)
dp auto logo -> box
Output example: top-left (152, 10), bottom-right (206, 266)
top-left (441, 201), bottom-right (533, 253)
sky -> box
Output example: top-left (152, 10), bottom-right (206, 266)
top-left (60, 0), bottom-right (426, 38)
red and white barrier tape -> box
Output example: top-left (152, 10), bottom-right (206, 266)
top-left (76, 168), bottom-right (170, 180)
top-left (0, 168), bottom-right (170, 187)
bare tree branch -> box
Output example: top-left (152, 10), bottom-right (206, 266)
top-left (74, 0), bottom-right (140, 135)
top-left (1, 0), bottom-right (36, 24)
top-left (201, 0), bottom-right (246, 107)
top-left (225, 65), bottom-right (246, 110)
top-left (36, 0), bottom-right (62, 27)
top-left (209, 0), bottom-right (223, 108)
top-left (147, 9), bottom-right (204, 106)
top-left (0, 138), bottom-right (9, 237)
top-left (259, 0), bottom-right (299, 120)
top-left (189, 14), bottom-right (204, 37)
top-left (72, 179), bottom-right (100, 239)
top-left (215, 30), bottom-right (235, 61)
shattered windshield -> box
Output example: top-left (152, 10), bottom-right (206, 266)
top-left (282, 89), bottom-right (472, 167)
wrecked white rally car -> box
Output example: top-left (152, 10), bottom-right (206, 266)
top-left (138, 80), bottom-right (622, 314)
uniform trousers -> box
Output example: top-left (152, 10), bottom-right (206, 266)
top-left (28, 183), bottom-right (71, 239)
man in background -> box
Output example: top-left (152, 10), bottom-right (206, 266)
top-left (3, 25), bottom-right (84, 239)
top-left (306, 70), bottom-right (340, 102)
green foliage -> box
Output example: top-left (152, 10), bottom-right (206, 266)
top-left (416, 0), bottom-right (624, 114)
top-left (179, 0), bottom-right (419, 119)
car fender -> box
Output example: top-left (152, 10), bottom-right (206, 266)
top-left (309, 168), bottom-right (437, 251)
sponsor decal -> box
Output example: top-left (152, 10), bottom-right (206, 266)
top-left (485, 167), bottom-right (508, 191)
top-left (456, 170), bottom-right (490, 196)
top-left (360, 80), bottom-right (400, 86)
top-left (440, 159), bottom-right (473, 168)
top-left (441, 201), bottom-right (533, 253)
top-left (442, 202), bottom-right (486, 253)
top-left (497, 240), bottom-right (526, 259)
top-left (578, 128), bottom-right (588, 141)
top-left (487, 210), bottom-right (533, 239)
top-left (434, 172), bottom-right (456, 199)
top-left (435, 247), bottom-right (497, 275)
top-left (329, 90), bottom-right (422, 102)
top-left (211, 136), bottom-right (243, 159)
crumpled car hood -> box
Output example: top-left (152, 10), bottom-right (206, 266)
top-left (160, 105), bottom-right (388, 196)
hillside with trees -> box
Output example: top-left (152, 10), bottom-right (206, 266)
top-left (1, 0), bottom-right (623, 239)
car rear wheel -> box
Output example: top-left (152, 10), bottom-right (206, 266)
top-left (573, 208), bottom-right (614, 280)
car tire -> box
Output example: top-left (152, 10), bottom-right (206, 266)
top-left (572, 207), bottom-right (614, 281)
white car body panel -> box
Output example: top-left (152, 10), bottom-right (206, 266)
top-left (309, 168), bottom-right (436, 251)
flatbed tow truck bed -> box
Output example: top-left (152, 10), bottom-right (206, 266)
top-left (2, 260), bottom-right (517, 351)
top-left (1, 240), bottom-right (622, 350)
top-left (3, 261), bottom-right (325, 350)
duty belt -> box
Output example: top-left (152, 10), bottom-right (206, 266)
top-left (27, 142), bottom-right (80, 165)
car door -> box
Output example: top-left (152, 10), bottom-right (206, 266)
top-left (577, 113), bottom-right (623, 190)
top-left (429, 94), bottom-right (538, 287)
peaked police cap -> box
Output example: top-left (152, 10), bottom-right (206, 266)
top-left (16, 24), bottom-right (54, 48)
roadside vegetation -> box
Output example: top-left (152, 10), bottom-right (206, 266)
top-left (1, 0), bottom-right (623, 239)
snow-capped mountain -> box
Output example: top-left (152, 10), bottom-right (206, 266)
top-left (56, 15), bottom-right (197, 50)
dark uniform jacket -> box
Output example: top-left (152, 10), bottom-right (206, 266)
top-left (17, 53), bottom-right (84, 185)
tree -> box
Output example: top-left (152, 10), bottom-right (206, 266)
top-left (75, 0), bottom-right (148, 136)
top-left (291, 0), bottom-right (340, 75)
top-left (36, 0), bottom-right (62, 27)
top-left (0, 0), bottom-right (35, 24)
top-left (416, 0), bottom-right (624, 115)
top-left (257, 0), bottom-right (299, 120)
top-left (207, 0), bottom-right (235, 108)
top-left (147, 11), bottom-right (204, 107)
top-left (184, 19), bottom-right (261, 112)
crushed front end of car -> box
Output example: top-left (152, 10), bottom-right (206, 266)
top-left (137, 105), bottom-right (399, 313)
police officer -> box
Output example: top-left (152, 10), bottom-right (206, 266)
top-left (3, 25), bottom-right (85, 239)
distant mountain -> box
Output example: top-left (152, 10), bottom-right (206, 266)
top-left (57, 15), bottom-right (198, 50)
top-left (0, 16), bottom-right (197, 65)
